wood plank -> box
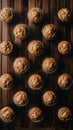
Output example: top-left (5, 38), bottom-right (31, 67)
top-left (0, 0), bottom-right (2, 129)
top-left (28, 0), bottom-right (36, 128)
top-left (1, 0), bottom-right (8, 107)
top-left (15, 128), bottom-right (55, 130)
top-left (0, 0), bottom-right (2, 109)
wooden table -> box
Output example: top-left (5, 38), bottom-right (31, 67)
top-left (0, 0), bottom-right (73, 130)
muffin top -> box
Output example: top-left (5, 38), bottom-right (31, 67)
top-left (28, 40), bottom-right (43, 56)
top-left (43, 91), bottom-right (56, 106)
top-left (58, 107), bottom-right (71, 122)
top-left (0, 73), bottom-right (13, 89)
top-left (42, 24), bottom-right (57, 40)
top-left (42, 57), bottom-right (57, 73)
top-left (13, 57), bottom-right (29, 73)
top-left (13, 91), bottom-right (28, 106)
top-left (0, 106), bottom-right (14, 122)
top-left (28, 7), bottom-right (44, 23)
top-left (58, 8), bottom-right (71, 22)
top-left (0, 7), bottom-right (14, 23)
top-left (0, 41), bottom-right (13, 55)
top-left (58, 41), bottom-right (71, 54)
top-left (13, 24), bottom-right (29, 39)
top-left (28, 107), bottom-right (42, 122)
top-left (58, 73), bottom-right (72, 89)
top-left (28, 74), bottom-right (43, 90)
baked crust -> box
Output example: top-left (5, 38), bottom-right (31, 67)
top-left (58, 41), bottom-right (71, 54)
top-left (13, 91), bottom-right (28, 106)
top-left (58, 73), bottom-right (72, 89)
top-left (58, 8), bottom-right (71, 22)
top-left (58, 107), bottom-right (71, 122)
top-left (13, 57), bottom-right (29, 73)
top-left (42, 57), bottom-right (57, 73)
top-left (0, 106), bottom-right (14, 122)
top-left (28, 7), bottom-right (44, 23)
top-left (28, 74), bottom-right (43, 89)
top-left (28, 107), bottom-right (42, 121)
top-left (43, 91), bottom-right (56, 105)
top-left (0, 41), bottom-right (13, 55)
top-left (28, 40), bottom-right (43, 56)
top-left (0, 73), bottom-right (13, 89)
top-left (13, 24), bottom-right (29, 39)
top-left (0, 7), bottom-right (14, 23)
top-left (42, 24), bottom-right (57, 40)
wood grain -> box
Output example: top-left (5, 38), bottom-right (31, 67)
top-left (0, 0), bottom-right (73, 130)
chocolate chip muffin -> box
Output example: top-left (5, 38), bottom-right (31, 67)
top-left (58, 8), bottom-right (71, 22)
top-left (42, 24), bottom-right (57, 40)
top-left (0, 7), bottom-right (15, 23)
top-left (42, 57), bottom-right (57, 73)
top-left (58, 41), bottom-right (71, 54)
top-left (0, 106), bottom-right (15, 123)
top-left (13, 24), bottom-right (29, 39)
top-left (43, 91), bottom-right (56, 106)
top-left (28, 107), bottom-right (43, 122)
top-left (58, 107), bottom-right (71, 122)
top-left (0, 41), bottom-right (13, 55)
top-left (0, 73), bottom-right (13, 90)
top-left (28, 74), bottom-right (43, 90)
top-left (28, 40), bottom-right (43, 56)
top-left (13, 91), bottom-right (29, 106)
top-left (28, 7), bottom-right (44, 23)
top-left (13, 57), bottom-right (29, 73)
top-left (58, 73), bottom-right (72, 89)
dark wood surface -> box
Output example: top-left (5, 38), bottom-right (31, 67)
top-left (0, 0), bottom-right (73, 130)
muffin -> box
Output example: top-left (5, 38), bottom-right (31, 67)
top-left (28, 40), bottom-right (43, 56)
top-left (58, 41), bottom-right (71, 54)
top-left (0, 73), bottom-right (13, 90)
top-left (42, 24), bottom-right (57, 40)
top-left (28, 74), bottom-right (43, 90)
top-left (0, 41), bottom-right (13, 55)
top-left (13, 24), bottom-right (29, 39)
top-left (58, 107), bottom-right (71, 122)
top-left (42, 57), bottom-right (57, 73)
top-left (28, 7), bottom-right (44, 23)
top-left (28, 107), bottom-right (43, 122)
top-left (58, 8), bottom-right (71, 22)
top-left (13, 57), bottom-right (29, 73)
top-left (13, 91), bottom-right (29, 106)
top-left (0, 106), bottom-right (15, 123)
top-left (43, 91), bottom-right (56, 106)
top-left (58, 73), bottom-right (72, 89)
top-left (0, 7), bottom-right (15, 23)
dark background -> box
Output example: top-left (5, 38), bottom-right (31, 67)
top-left (0, 0), bottom-right (73, 130)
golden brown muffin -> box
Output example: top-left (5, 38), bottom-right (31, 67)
top-left (13, 24), bottom-right (29, 39)
top-left (42, 24), bottom-right (57, 40)
top-left (13, 91), bottom-right (28, 106)
top-left (0, 106), bottom-right (14, 122)
top-left (28, 40), bottom-right (43, 56)
top-left (0, 7), bottom-right (15, 23)
top-left (0, 41), bottom-right (13, 55)
top-left (28, 7), bottom-right (44, 23)
top-left (0, 73), bottom-right (13, 90)
top-left (58, 73), bottom-right (72, 89)
top-left (58, 41), bottom-right (71, 54)
top-left (13, 57), bottom-right (29, 73)
top-left (43, 91), bottom-right (56, 106)
top-left (28, 74), bottom-right (43, 90)
top-left (28, 107), bottom-right (43, 122)
top-left (58, 107), bottom-right (71, 122)
top-left (42, 57), bottom-right (57, 73)
top-left (58, 8), bottom-right (71, 22)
